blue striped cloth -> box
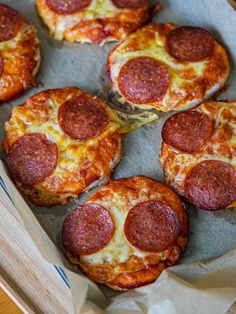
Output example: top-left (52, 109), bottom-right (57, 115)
top-left (0, 176), bottom-right (70, 288)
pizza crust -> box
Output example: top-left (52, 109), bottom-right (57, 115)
top-left (0, 9), bottom-right (40, 102)
top-left (63, 176), bottom-right (189, 290)
top-left (107, 23), bottom-right (230, 112)
top-left (4, 87), bottom-right (122, 206)
top-left (36, 0), bottom-right (151, 44)
top-left (160, 101), bottom-right (236, 209)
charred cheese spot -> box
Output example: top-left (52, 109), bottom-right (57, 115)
top-left (107, 23), bottom-right (229, 112)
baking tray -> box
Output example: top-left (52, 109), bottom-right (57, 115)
top-left (0, 0), bottom-right (236, 312)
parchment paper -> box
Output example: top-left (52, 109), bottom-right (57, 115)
top-left (1, 0), bottom-right (236, 313)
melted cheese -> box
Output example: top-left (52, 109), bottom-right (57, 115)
top-left (81, 181), bottom-right (179, 266)
top-left (55, 1), bottom-right (119, 38)
top-left (0, 31), bottom-right (19, 50)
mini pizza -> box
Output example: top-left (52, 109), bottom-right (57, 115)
top-left (62, 176), bottom-right (189, 290)
top-left (107, 23), bottom-right (230, 112)
top-left (160, 101), bottom-right (236, 211)
top-left (36, 0), bottom-right (151, 44)
top-left (0, 4), bottom-right (40, 102)
top-left (3, 87), bottom-right (123, 206)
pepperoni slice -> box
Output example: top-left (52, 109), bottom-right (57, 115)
top-left (58, 94), bottom-right (109, 140)
top-left (7, 133), bottom-right (58, 186)
top-left (111, 0), bottom-right (150, 9)
top-left (0, 4), bottom-right (23, 42)
top-left (162, 111), bottom-right (213, 153)
top-left (46, 0), bottom-right (91, 14)
top-left (166, 26), bottom-right (214, 62)
top-left (124, 201), bottom-right (179, 252)
top-left (185, 160), bottom-right (236, 210)
top-left (62, 204), bottom-right (115, 256)
top-left (118, 57), bottom-right (170, 104)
